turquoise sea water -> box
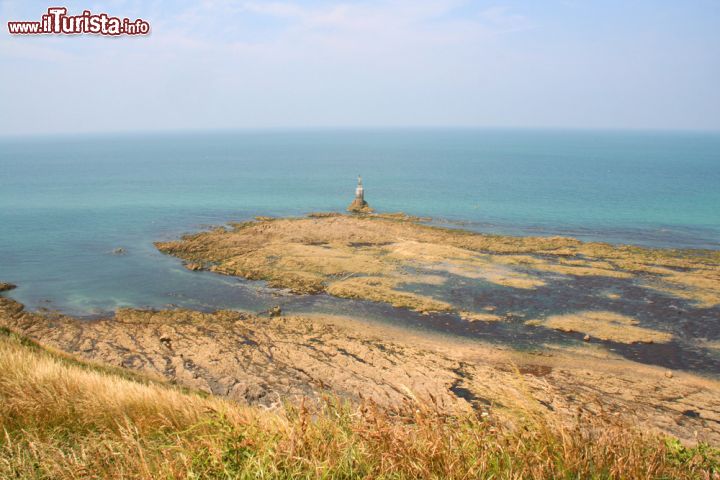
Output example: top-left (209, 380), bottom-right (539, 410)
top-left (1, 128), bottom-right (719, 318)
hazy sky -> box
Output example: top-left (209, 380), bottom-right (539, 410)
top-left (1, 0), bottom-right (718, 135)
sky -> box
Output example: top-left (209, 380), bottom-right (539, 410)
top-left (0, 0), bottom-right (719, 135)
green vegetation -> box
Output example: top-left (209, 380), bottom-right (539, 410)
top-left (0, 328), bottom-right (717, 479)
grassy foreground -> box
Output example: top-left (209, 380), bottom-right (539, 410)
top-left (0, 328), bottom-right (717, 479)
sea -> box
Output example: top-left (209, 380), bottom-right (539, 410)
top-left (1, 128), bottom-right (719, 371)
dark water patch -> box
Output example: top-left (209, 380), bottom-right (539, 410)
top-left (409, 267), bottom-right (720, 343)
top-left (348, 242), bottom-right (393, 248)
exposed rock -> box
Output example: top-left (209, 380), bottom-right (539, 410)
top-left (160, 335), bottom-right (172, 349)
top-left (327, 276), bottom-right (452, 313)
top-left (530, 311), bottom-right (673, 345)
top-left (111, 247), bottom-right (126, 255)
top-left (347, 197), bottom-right (373, 214)
top-left (268, 305), bottom-right (282, 317)
top-left (154, 215), bottom-right (720, 321)
top-left (459, 311), bottom-right (503, 322)
top-left (0, 283), bottom-right (17, 292)
top-left (1, 296), bottom-right (719, 445)
top-left (0, 297), bottom-right (464, 412)
top-left (244, 383), bottom-right (268, 403)
top-left (307, 212), bottom-right (342, 218)
top-left (372, 212), bottom-right (430, 222)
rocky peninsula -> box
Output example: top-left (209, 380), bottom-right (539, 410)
top-left (155, 213), bottom-right (720, 346)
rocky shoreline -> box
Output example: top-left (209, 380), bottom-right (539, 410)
top-left (1, 295), bottom-right (719, 445)
top-left (2, 213), bottom-right (719, 445)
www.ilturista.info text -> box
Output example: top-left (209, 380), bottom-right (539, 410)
top-left (8, 8), bottom-right (150, 35)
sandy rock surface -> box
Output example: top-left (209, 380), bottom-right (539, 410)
top-left (155, 215), bottom-right (720, 345)
top-left (2, 296), bottom-right (719, 445)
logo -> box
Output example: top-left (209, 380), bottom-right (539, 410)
top-left (8, 7), bottom-right (150, 36)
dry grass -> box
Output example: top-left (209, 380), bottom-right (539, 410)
top-left (1, 328), bottom-right (717, 479)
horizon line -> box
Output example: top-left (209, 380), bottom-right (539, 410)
top-left (2, 124), bottom-right (720, 139)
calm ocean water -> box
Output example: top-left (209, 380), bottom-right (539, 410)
top-left (1, 129), bottom-right (719, 317)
